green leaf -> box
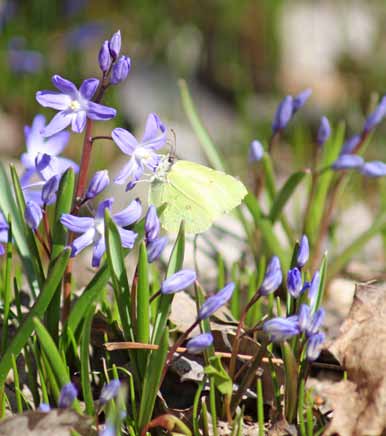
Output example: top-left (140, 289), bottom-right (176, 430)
top-left (282, 341), bottom-right (299, 424)
top-left (80, 303), bottom-right (95, 415)
top-left (204, 355), bottom-right (233, 397)
top-left (314, 252), bottom-right (328, 313)
top-left (0, 248), bottom-right (70, 385)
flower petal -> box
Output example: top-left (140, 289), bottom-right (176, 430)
top-left (71, 229), bottom-right (95, 257)
top-left (36, 91), bottom-right (71, 111)
top-left (52, 74), bottom-right (78, 96)
top-left (114, 158), bottom-right (143, 185)
top-left (112, 128), bottom-right (138, 155)
top-left (117, 227), bottom-right (137, 248)
top-left (87, 101), bottom-right (116, 120)
top-left (72, 110), bottom-right (87, 133)
top-left (92, 237), bottom-right (106, 267)
top-left (79, 78), bottom-right (99, 100)
top-left (61, 214), bottom-right (94, 233)
top-left (45, 130), bottom-right (71, 155)
top-left (43, 111), bottom-right (73, 137)
top-left (96, 198), bottom-right (114, 219)
top-left (20, 167), bottom-right (35, 185)
top-left (142, 113), bottom-right (167, 150)
top-left (113, 198), bottom-right (142, 227)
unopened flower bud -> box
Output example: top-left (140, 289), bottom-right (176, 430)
top-left (145, 205), bottom-right (160, 242)
top-left (363, 96), bottom-right (386, 132)
top-left (197, 282), bottom-right (235, 321)
top-left (161, 269), bottom-right (196, 294)
top-left (272, 95), bottom-right (293, 133)
top-left (86, 170), bottom-right (109, 199)
top-left (42, 175), bottom-right (59, 205)
top-left (38, 403), bottom-right (51, 413)
top-left (147, 236), bottom-right (168, 263)
top-left (287, 267), bottom-right (303, 298)
top-left (317, 116), bottom-right (331, 146)
top-left (307, 308), bottom-right (325, 336)
top-left (297, 235), bottom-right (309, 268)
top-left (99, 379), bottom-right (120, 405)
top-left (111, 56), bottom-right (130, 85)
top-left (308, 271), bottom-right (320, 309)
top-left (263, 316), bottom-right (300, 342)
top-left (298, 304), bottom-right (311, 332)
top-left (332, 154), bottom-right (364, 170)
top-left (259, 256), bottom-right (282, 296)
top-left (249, 140), bottom-right (264, 162)
top-left (292, 88), bottom-right (312, 113)
top-left (186, 333), bottom-right (213, 354)
top-left (58, 383), bottom-right (77, 408)
top-left (340, 134), bottom-right (360, 155)
top-left (109, 30), bottom-right (121, 60)
top-left (360, 161), bottom-right (386, 178)
top-left (25, 200), bottom-right (42, 230)
top-left (306, 332), bottom-right (325, 361)
top-left (98, 40), bottom-right (111, 73)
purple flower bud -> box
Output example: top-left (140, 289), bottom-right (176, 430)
top-left (287, 267), bottom-right (303, 298)
top-left (263, 316), bottom-right (300, 342)
top-left (317, 116), bottom-right (331, 146)
top-left (98, 40), bottom-right (111, 73)
top-left (186, 332), bottom-right (213, 354)
top-left (86, 170), bottom-right (110, 199)
top-left (307, 308), bottom-right (325, 336)
top-left (340, 134), bottom-right (361, 155)
top-left (58, 382), bottom-right (77, 408)
top-left (306, 332), bottom-right (325, 361)
top-left (42, 175), bottom-right (59, 205)
top-left (259, 256), bottom-right (282, 296)
top-left (308, 271), bottom-right (320, 309)
top-left (272, 95), bottom-right (294, 133)
top-left (99, 379), bottom-right (120, 405)
top-left (360, 161), bottom-right (386, 178)
top-left (292, 88), bottom-right (312, 113)
top-left (25, 200), bottom-right (42, 230)
top-left (297, 235), bottom-right (309, 268)
top-left (99, 422), bottom-right (116, 436)
top-left (125, 180), bottom-right (136, 191)
top-left (110, 56), bottom-right (130, 85)
top-left (109, 30), bottom-right (121, 60)
top-left (147, 236), bottom-right (168, 263)
top-left (332, 154), bottom-right (364, 170)
top-left (298, 304), bottom-right (311, 332)
top-left (197, 282), bottom-right (235, 321)
top-left (38, 403), bottom-right (51, 412)
top-left (145, 205), bottom-right (160, 242)
top-left (249, 140), bottom-right (264, 162)
top-left (161, 269), bottom-right (196, 294)
top-left (363, 96), bottom-right (386, 132)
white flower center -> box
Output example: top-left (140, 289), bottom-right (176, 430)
top-left (94, 219), bottom-right (105, 238)
top-left (69, 100), bottom-right (81, 112)
top-left (134, 147), bottom-right (152, 162)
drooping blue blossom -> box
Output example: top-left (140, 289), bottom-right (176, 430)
top-left (332, 154), bottom-right (364, 171)
top-left (61, 198), bottom-right (140, 267)
top-left (111, 56), bottom-right (131, 85)
top-left (112, 113), bottom-right (167, 186)
top-left (38, 403), bottom-right (51, 413)
top-left (0, 212), bottom-right (9, 256)
top-left (249, 140), bottom-right (264, 162)
top-left (36, 75), bottom-right (116, 137)
top-left (85, 170), bottom-right (110, 199)
top-left (147, 236), bottom-right (168, 263)
top-left (41, 175), bottom-right (60, 205)
top-left (109, 30), bottom-right (121, 60)
top-left (306, 332), bottom-right (325, 361)
top-left (363, 96), bottom-right (386, 132)
top-left (145, 205), bottom-right (160, 242)
top-left (298, 304), bottom-right (311, 333)
top-left (340, 134), bottom-right (361, 155)
top-left (308, 270), bottom-right (320, 309)
top-left (297, 234), bottom-right (309, 268)
top-left (20, 114), bottom-right (75, 185)
top-left (272, 95), bottom-right (294, 133)
top-left (186, 333), bottom-right (213, 354)
top-left (287, 267), bottom-right (303, 298)
top-left (160, 269), bottom-right (196, 295)
top-left (360, 161), bottom-right (386, 178)
top-left (197, 282), bottom-right (235, 321)
top-left (317, 116), bottom-right (331, 146)
top-left (58, 383), bottom-right (77, 408)
top-left (99, 379), bottom-right (120, 405)
top-left (263, 316), bottom-right (300, 342)
top-left (98, 40), bottom-right (111, 73)
top-left (292, 88), bottom-right (312, 113)
top-left (25, 200), bottom-right (43, 230)
top-left (307, 308), bottom-right (325, 336)
top-left (259, 256), bottom-right (282, 296)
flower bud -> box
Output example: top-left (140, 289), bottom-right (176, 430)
top-left (306, 332), bottom-right (325, 361)
top-left (147, 236), bottom-right (168, 263)
top-left (332, 154), bottom-right (364, 170)
top-left (98, 40), bottom-right (111, 73)
top-left (360, 161), bottom-right (386, 178)
top-left (249, 140), bottom-right (264, 162)
top-left (161, 269), bottom-right (196, 294)
top-left (298, 304), bottom-right (311, 332)
top-left (110, 56), bottom-right (130, 85)
top-left (287, 267), bottom-right (303, 298)
top-left (197, 282), bottom-right (235, 321)
top-left (340, 134), bottom-right (361, 155)
top-left (272, 95), bottom-right (293, 133)
top-left (38, 403), bottom-right (51, 412)
top-left (42, 175), bottom-right (59, 205)
top-left (363, 96), bottom-right (386, 132)
top-left (292, 88), bottom-right (312, 113)
top-left (259, 256), bottom-right (282, 296)
top-left (317, 116), bottom-right (331, 146)
top-left (307, 308), bottom-right (325, 336)
top-left (25, 200), bottom-right (42, 230)
top-left (297, 235), bottom-right (309, 268)
top-left (145, 205), bottom-right (160, 242)
top-left (86, 170), bottom-right (109, 199)
top-left (263, 316), bottom-right (300, 342)
top-left (58, 382), bottom-right (77, 408)
top-left (109, 30), bottom-right (121, 60)
top-left (308, 270), bottom-right (320, 309)
top-left (186, 333), bottom-right (213, 354)
top-left (99, 379), bottom-right (120, 405)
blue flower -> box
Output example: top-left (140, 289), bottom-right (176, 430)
top-left (272, 95), bottom-right (294, 133)
top-left (287, 267), bottom-right (303, 298)
top-left (332, 154), bottom-right (364, 171)
top-left (99, 379), bottom-right (120, 405)
top-left (145, 205), bottom-right (160, 242)
top-left (98, 40), bottom-right (111, 73)
top-left (58, 383), bottom-right (77, 408)
top-left (259, 256), bottom-right (282, 296)
top-left (111, 56), bottom-right (131, 85)
top-left (263, 316), bottom-right (300, 342)
top-left (197, 282), bottom-right (235, 321)
top-left (292, 88), bottom-right (312, 113)
top-left (360, 161), bottom-right (386, 178)
top-left (112, 113), bottom-right (166, 186)
top-left (298, 304), bottom-right (311, 332)
top-left (161, 269), bottom-right (196, 294)
top-left (36, 75), bottom-right (116, 137)
top-left (186, 333), bottom-right (213, 354)
top-left (249, 140), bottom-right (264, 162)
top-left (147, 236), bottom-right (168, 263)
top-left (85, 170), bottom-right (110, 199)
top-left (306, 332), bottom-right (325, 361)
top-left (307, 308), bottom-right (325, 336)
top-left (307, 270), bottom-right (320, 309)
top-left (340, 134), bottom-right (361, 155)
top-left (363, 96), bottom-right (386, 132)
top-left (297, 235), bottom-right (309, 268)
top-left (0, 212), bottom-right (9, 256)
top-left (61, 198), bottom-right (140, 267)
top-left (25, 200), bottom-right (43, 230)
top-left (38, 403), bottom-right (51, 412)
top-left (109, 30), bottom-right (121, 60)
top-left (317, 116), bottom-right (331, 146)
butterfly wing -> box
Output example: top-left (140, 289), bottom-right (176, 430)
top-left (149, 160), bottom-right (247, 234)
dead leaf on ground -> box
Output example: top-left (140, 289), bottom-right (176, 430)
top-left (325, 283), bottom-right (386, 436)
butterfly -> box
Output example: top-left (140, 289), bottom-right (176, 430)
top-left (149, 155), bottom-right (247, 234)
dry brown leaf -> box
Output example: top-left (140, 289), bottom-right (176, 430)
top-left (325, 283), bottom-right (386, 436)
